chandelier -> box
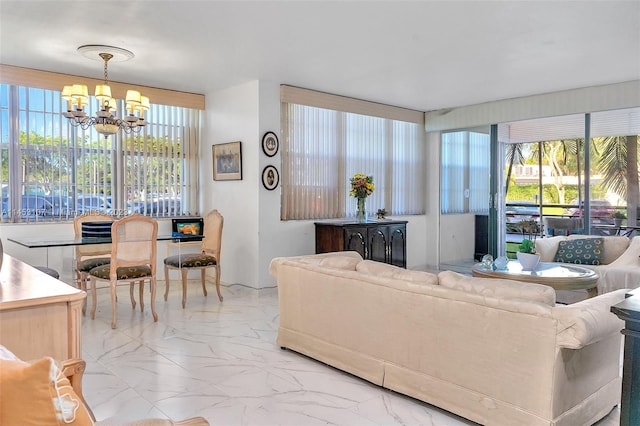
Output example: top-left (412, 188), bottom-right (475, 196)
top-left (62, 45), bottom-right (150, 137)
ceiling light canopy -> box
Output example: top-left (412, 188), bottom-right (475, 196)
top-left (62, 45), bottom-right (149, 137)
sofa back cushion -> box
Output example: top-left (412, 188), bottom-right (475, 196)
top-left (535, 234), bottom-right (629, 264)
top-left (535, 236), bottom-right (567, 262)
top-left (291, 253), bottom-right (362, 270)
top-left (356, 260), bottom-right (438, 286)
top-left (553, 237), bottom-right (604, 265)
top-left (438, 270), bottom-right (556, 306)
top-left (608, 235), bottom-right (640, 267)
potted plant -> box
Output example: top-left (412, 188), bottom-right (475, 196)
top-left (376, 208), bottom-right (388, 220)
top-left (517, 219), bottom-right (541, 270)
top-left (611, 210), bottom-right (626, 227)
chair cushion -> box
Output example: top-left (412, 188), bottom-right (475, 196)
top-left (89, 264), bottom-right (152, 280)
top-left (164, 253), bottom-right (217, 268)
top-left (0, 357), bottom-right (94, 425)
top-left (34, 266), bottom-right (60, 279)
top-left (77, 257), bottom-right (111, 272)
top-left (553, 237), bottom-right (604, 265)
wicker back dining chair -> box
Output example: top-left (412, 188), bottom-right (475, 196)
top-left (164, 209), bottom-right (223, 308)
top-left (88, 214), bottom-right (158, 329)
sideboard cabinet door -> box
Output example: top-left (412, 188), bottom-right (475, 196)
top-left (367, 227), bottom-right (388, 263)
top-left (344, 226), bottom-right (367, 259)
top-left (388, 224), bottom-right (407, 268)
top-left (315, 220), bottom-right (407, 267)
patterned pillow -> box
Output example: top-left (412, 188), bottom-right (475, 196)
top-left (553, 237), bottom-right (604, 265)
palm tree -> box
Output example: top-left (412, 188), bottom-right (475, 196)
top-left (597, 135), bottom-right (639, 225)
top-left (505, 143), bottom-right (525, 195)
top-left (528, 139), bottom-right (581, 205)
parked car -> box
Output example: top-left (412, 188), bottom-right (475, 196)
top-left (1, 195), bottom-right (53, 220)
top-left (566, 199), bottom-right (615, 225)
top-left (129, 198), bottom-right (181, 215)
top-left (505, 201), bottom-right (540, 224)
top-left (46, 195), bottom-right (75, 218)
top-left (76, 195), bottom-right (111, 215)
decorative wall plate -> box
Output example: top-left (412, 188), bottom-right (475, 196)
top-left (262, 165), bottom-right (279, 190)
top-left (262, 132), bottom-right (279, 157)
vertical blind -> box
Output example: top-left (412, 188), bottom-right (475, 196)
top-left (280, 86), bottom-right (425, 220)
top-left (441, 130), bottom-right (490, 214)
top-left (0, 83), bottom-right (201, 222)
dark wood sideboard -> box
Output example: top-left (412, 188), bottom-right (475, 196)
top-left (314, 220), bottom-right (407, 268)
top-left (611, 287), bottom-right (640, 426)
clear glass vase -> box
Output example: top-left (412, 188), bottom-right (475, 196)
top-left (356, 197), bottom-right (366, 222)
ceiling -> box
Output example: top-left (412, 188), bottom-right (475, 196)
top-left (1, 1), bottom-right (639, 112)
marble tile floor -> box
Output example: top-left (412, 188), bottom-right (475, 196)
top-left (82, 283), bottom-right (620, 426)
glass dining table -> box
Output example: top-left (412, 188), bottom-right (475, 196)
top-left (7, 234), bottom-right (203, 269)
top-left (8, 234), bottom-right (202, 249)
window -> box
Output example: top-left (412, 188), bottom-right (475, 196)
top-left (441, 130), bottom-right (490, 214)
top-left (280, 86), bottom-right (425, 220)
top-left (0, 83), bottom-right (202, 222)
top-left (500, 108), bottom-right (640, 231)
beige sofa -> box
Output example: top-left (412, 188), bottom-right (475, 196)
top-left (535, 235), bottom-right (640, 294)
top-left (270, 251), bottom-right (627, 426)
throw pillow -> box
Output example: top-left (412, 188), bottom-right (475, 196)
top-left (553, 237), bottom-right (604, 265)
top-left (0, 357), bottom-right (94, 425)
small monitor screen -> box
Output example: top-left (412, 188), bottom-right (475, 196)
top-left (172, 218), bottom-right (204, 240)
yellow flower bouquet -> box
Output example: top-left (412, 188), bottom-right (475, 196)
top-left (350, 173), bottom-right (374, 221)
top-left (349, 173), bottom-right (375, 199)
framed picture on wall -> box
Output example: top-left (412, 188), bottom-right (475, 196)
top-left (212, 141), bottom-right (242, 181)
top-left (261, 131), bottom-right (279, 157)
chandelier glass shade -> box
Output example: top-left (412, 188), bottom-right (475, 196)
top-left (61, 46), bottom-right (150, 137)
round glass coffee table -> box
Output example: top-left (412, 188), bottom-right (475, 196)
top-left (471, 261), bottom-right (599, 298)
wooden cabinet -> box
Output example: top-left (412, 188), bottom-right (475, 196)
top-left (315, 220), bottom-right (407, 267)
top-left (0, 254), bottom-right (85, 361)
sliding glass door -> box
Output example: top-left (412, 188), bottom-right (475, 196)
top-left (497, 107), bottom-right (639, 256)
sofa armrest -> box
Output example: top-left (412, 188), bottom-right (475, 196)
top-left (553, 289), bottom-right (628, 349)
top-left (59, 358), bottom-right (96, 422)
top-left (59, 360), bottom-right (210, 426)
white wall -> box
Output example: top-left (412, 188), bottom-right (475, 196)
top-left (206, 80), bottom-right (431, 288)
top-left (204, 81), bottom-right (261, 288)
top-left (438, 214), bottom-right (476, 263)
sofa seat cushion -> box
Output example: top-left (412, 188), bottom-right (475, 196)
top-left (356, 260), bottom-right (438, 285)
top-left (0, 356), bottom-right (94, 425)
top-left (438, 270), bottom-right (556, 306)
top-left (553, 237), bottom-right (604, 265)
